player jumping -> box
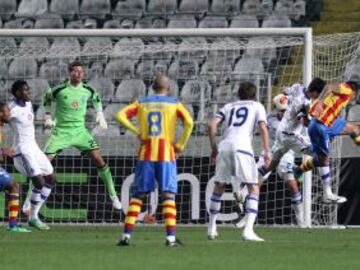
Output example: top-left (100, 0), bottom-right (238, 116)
top-left (235, 93), bottom-right (305, 228)
top-left (294, 79), bottom-right (360, 203)
top-left (42, 61), bottom-right (121, 210)
top-left (116, 74), bottom-right (194, 247)
top-left (0, 102), bottom-right (31, 232)
top-left (8, 80), bottom-right (56, 230)
top-left (208, 81), bottom-right (271, 242)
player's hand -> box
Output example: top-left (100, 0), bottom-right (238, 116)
top-left (96, 111), bottom-right (108, 129)
top-left (137, 135), bottom-right (147, 145)
top-left (210, 146), bottom-right (218, 164)
top-left (263, 151), bottom-right (272, 168)
top-left (173, 144), bottom-right (182, 159)
top-left (1, 147), bottom-right (14, 158)
top-left (44, 114), bottom-right (55, 129)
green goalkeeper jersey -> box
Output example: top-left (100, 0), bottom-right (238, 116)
top-left (43, 80), bottom-right (102, 128)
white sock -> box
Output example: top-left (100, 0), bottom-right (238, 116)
top-left (30, 188), bottom-right (42, 220)
top-left (291, 191), bottom-right (304, 225)
top-left (317, 166), bottom-right (332, 195)
top-left (166, 235), bottom-right (176, 242)
top-left (208, 193), bottom-right (221, 233)
top-left (244, 193), bottom-right (259, 232)
top-left (37, 183), bottom-right (53, 209)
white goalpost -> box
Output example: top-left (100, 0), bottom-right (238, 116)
top-left (0, 27), bottom-right (348, 228)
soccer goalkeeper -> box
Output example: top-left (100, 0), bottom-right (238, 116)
top-left (42, 61), bottom-right (121, 210)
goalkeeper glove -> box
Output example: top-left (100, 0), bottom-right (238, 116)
top-left (44, 113), bottom-right (55, 129)
top-left (96, 111), bottom-right (108, 129)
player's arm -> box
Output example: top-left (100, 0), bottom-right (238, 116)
top-left (115, 101), bottom-right (140, 136)
top-left (258, 121), bottom-right (271, 167)
top-left (174, 103), bottom-right (194, 153)
top-left (90, 89), bottom-right (108, 129)
top-left (208, 116), bottom-right (222, 163)
top-left (43, 88), bottom-right (56, 128)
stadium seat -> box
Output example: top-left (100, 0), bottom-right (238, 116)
top-left (232, 54), bottom-right (264, 82)
top-left (136, 60), bottom-right (155, 80)
top-left (27, 78), bottom-right (49, 105)
top-left (135, 17), bottom-right (153, 28)
top-left (47, 37), bottom-right (81, 62)
top-left (50, 0), bottom-right (79, 20)
top-left (245, 37), bottom-right (277, 66)
top-left (168, 15), bottom-right (197, 28)
top-left (92, 124), bottom-right (120, 136)
top-left (213, 80), bottom-right (237, 103)
top-left (66, 20), bottom-right (83, 29)
top-left (261, 0), bottom-right (274, 15)
top-left (82, 37), bottom-right (113, 63)
top-left (196, 104), bottom-right (215, 134)
top-left (0, 37), bottom-right (17, 56)
top-left (148, 79), bottom-right (179, 97)
top-left (39, 61), bottom-right (68, 85)
top-left (35, 104), bottom-right (46, 120)
top-left (230, 14), bottom-right (259, 28)
top-left (113, 0), bottom-right (145, 19)
top-left (292, 0), bottom-right (306, 20)
top-left (8, 58), bottom-right (38, 79)
top-left (199, 15), bottom-right (228, 28)
top-left (178, 37), bottom-right (208, 63)
top-left (3, 18), bottom-right (26, 29)
top-left (88, 62), bottom-right (104, 78)
top-left (154, 60), bottom-right (169, 74)
top-left (242, 0), bottom-right (262, 16)
top-left (0, 58), bottom-right (8, 79)
top-left (88, 77), bottom-right (115, 104)
top-left (209, 0), bottom-right (240, 15)
top-left (168, 60), bottom-right (199, 80)
top-left (152, 18), bottom-right (167, 28)
top-left (0, 19), bottom-right (2, 28)
top-left (180, 79), bottom-right (212, 104)
top-left (34, 14), bottom-right (64, 29)
top-left (148, 0), bottom-right (177, 15)
top-left (79, 0), bottom-right (111, 19)
top-left (200, 59), bottom-right (232, 83)
top-left (84, 18), bottom-right (97, 28)
top-left (262, 14), bottom-right (292, 28)
top-left (345, 58), bottom-right (360, 82)
top-left (114, 79), bottom-right (146, 103)
top-left (347, 105), bottom-right (360, 122)
top-left (0, 0), bottom-right (17, 21)
top-left (16, 0), bottom-right (47, 18)
top-left (207, 37), bottom-right (240, 63)
top-left (113, 38), bottom-right (144, 62)
top-left (18, 37), bottom-right (49, 60)
top-left (274, 0), bottom-right (293, 16)
top-left (105, 59), bottom-right (135, 80)
top-left (178, 0), bottom-right (208, 14)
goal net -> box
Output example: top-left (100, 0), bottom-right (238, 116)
top-left (0, 28), bottom-right (354, 227)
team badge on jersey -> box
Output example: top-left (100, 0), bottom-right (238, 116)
top-left (71, 101), bottom-right (79, 109)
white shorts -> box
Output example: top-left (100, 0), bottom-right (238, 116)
top-left (257, 150), bottom-right (295, 182)
top-left (13, 143), bottom-right (53, 177)
top-left (214, 150), bottom-right (258, 185)
top-left (272, 131), bottom-right (311, 163)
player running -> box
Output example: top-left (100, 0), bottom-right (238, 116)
top-left (294, 79), bottom-right (360, 203)
top-left (8, 80), bottom-right (56, 230)
top-left (116, 74), bottom-right (193, 247)
top-left (235, 93), bottom-right (305, 228)
top-left (208, 81), bottom-right (271, 242)
top-left (0, 102), bottom-right (31, 232)
top-left (42, 61), bottom-right (121, 210)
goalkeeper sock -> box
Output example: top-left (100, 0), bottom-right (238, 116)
top-left (244, 193), bottom-right (259, 231)
top-left (123, 196), bottom-right (143, 239)
top-left (209, 193), bottom-right (221, 233)
top-left (97, 165), bottom-right (117, 198)
top-left (30, 187), bottom-right (42, 220)
top-left (162, 197), bottom-right (177, 242)
top-left (317, 166), bottom-right (332, 196)
top-left (7, 193), bottom-right (19, 228)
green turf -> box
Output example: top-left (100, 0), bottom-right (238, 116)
top-left (0, 226), bottom-right (359, 270)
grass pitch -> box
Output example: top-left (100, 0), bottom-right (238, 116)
top-left (1, 226), bottom-right (359, 270)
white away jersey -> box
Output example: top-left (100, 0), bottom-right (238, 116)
top-left (277, 83), bottom-right (310, 135)
top-left (267, 113), bottom-right (281, 143)
top-left (216, 100), bottom-right (267, 154)
top-left (8, 101), bottom-right (36, 148)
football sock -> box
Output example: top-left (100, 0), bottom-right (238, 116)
top-left (7, 193), bottom-right (20, 228)
top-left (291, 191), bottom-right (303, 224)
top-left (97, 164), bottom-right (117, 198)
top-left (209, 192), bottom-right (221, 233)
top-left (351, 132), bottom-right (360, 146)
top-left (38, 183), bottom-right (53, 209)
top-left (162, 197), bottom-right (177, 242)
top-left (317, 166), bottom-right (332, 195)
top-left (123, 196), bottom-right (143, 239)
top-left (244, 193), bottom-right (259, 231)
top-left (30, 187), bottom-right (42, 220)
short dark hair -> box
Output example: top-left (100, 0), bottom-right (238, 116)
top-left (11, 80), bottom-right (28, 97)
top-left (238, 81), bottom-right (257, 100)
top-left (307, 77), bottom-right (326, 94)
top-left (346, 81), bottom-right (359, 93)
top-left (0, 102), bottom-right (7, 111)
top-left (68, 60), bottom-right (83, 72)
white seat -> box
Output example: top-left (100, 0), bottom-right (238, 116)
top-left (104, 59), bottom-right (135, 80)
top-left (242, 0), bottom-right (261, 15)
top-left (178, 0), bottom-right (208, 14)
top-left (168, 15), bottom-right (197, 28)
top-left (245, 37), bottom-right (277, 65)
top-left (180, 79), bottom-right (212, 103)
top-left (27, 79), bottom-right (49, 105)
top-left (209, 0), bottom-right (240, 15)
top-left (113, 38), bottom-right (144, 62)
top-left (39, 61), bottom-right (68, 84)
top-left (114, 79), bottom-right (146, 103)
top-left (50, 0), bottom-right (79, 20)
top-left (168, 60), bottom-right (199, 80)
top-left (230, 14), bottom-right (259, 28)
top-left (347, 105), bottom-right (360, 122)
top-left (16, 0), bottom-right (47, 17)
top-left (79, 0), bottom-right (111, 19)
top-left (262, 14), bottom-right (292, 28)
top-left (0, 0), bottom-right (17, 20)
top-left (199, 16), bottom-right (228, 28)
top-left (34, 14), bottom-right (64, 29)
top-left (88, 77), bottom-right (115, 104)
top-left (148, 0), bottom-right (177, 14)
top-left (9, 58), bottom-right (38, 79)
top-left (113, 0), bottom-right (145, 19)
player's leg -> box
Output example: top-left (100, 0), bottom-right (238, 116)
top-left (208, 182), bottom-right (225, 239)
top-left (117, 161), bottom-right (154, 246)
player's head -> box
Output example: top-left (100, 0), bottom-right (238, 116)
top-left (237, 81), bottom-right (257, 100)
top-left (11, 80), bottom-right (30, 102)
top-left (307, 77), bottom-right (326, 99)
top-left (68, 61), bottom-right (85, 84)
top-left (152, 73), bottom-right (170, 95)
top-left (0, 102), bottom-right (10, 124)
top-left (273, 93), bottom-right (288, 118)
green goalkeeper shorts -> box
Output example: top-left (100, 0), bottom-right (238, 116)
top-left (44, 126), bottom-right (99, 157)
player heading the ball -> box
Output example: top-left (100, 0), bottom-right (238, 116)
top-left (116, 74), bottom-right (194, 247)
